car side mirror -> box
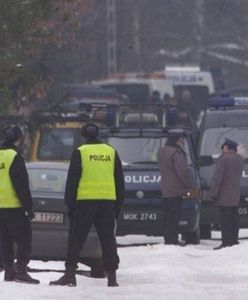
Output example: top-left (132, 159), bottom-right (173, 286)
top-left (198, 155), bottom-right (214, 167)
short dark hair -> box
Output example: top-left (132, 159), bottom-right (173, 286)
top-left (3, 126), bottom-right (23, 143)
top-left (166, 133), bottom-right (183, 147)
top-left (81, 123), bottom-right (99, 139)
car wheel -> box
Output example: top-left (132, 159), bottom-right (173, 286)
top-left (200, 224), bottom-right (212, 239)
top-left (90, 259), bottom-right (105, 278)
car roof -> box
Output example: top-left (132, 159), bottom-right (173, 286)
top-left (26, 161), bottom-right (69, 170)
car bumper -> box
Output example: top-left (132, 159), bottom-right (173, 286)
top-left (116, 199), bottom-right (200, 236)
top-left (201, 201), bottom-right (248, 228)
top-left (31, 228), bottom-right (102, 260)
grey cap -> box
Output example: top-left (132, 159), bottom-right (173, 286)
top-left (223, 138), bottom-right (238, 148)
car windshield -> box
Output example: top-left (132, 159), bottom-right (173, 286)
top-left (38, 128), bottom-right (82, 160)
top-left (199, 127), bottom-right (248, 158)
top-left (27, 168), bottom-right (68, 193)
top-left (105, 136), bottom-right (192, 165)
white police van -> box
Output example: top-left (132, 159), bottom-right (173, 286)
top-left (164, 66), bottom-right (215, 122)
top-left (198, 94), bottom-right (248, 238)
top-left (92, 72), bottom-right (175, 103)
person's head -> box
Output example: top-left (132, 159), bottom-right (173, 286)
top-left (221, 138), bottom-right (238, 153)
top-left (180, 89), bottom-right (191, 104)
top-left (166, 133), bottom-right (184, 148)
top-left (163, 93), bottom-right (170, 103)
top-left (178, 111), bottom-right (189, 121)
top-left (81, 123), bottom-right (99, 140)
top-left (2, 125), bottom-right (23, 146)
top-left (150, 90), bottom-right (161, 103)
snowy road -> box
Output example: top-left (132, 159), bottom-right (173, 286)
top-left (1, 231), bottom-right (248, 300)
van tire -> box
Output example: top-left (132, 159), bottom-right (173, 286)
top-left (200, 224), bottom-right (212, 239)
top-left (182, 228), bottom-right (200, 245)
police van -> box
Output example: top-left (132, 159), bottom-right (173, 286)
top-left (92, 72), bottom-right (175, 103)
top-left (164, 66), bottom-right (215, 122)
top-left (198, 95), bottom-right (248, 238)
top-left (99, 104), bottom-right (201, 244)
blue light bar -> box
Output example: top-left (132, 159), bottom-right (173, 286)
top-left (208, 95), bottom-right (248, 108)
top-left (208, 95), bottom-right (234, 108)
top-left (234, 97), bottom-right (248, 106)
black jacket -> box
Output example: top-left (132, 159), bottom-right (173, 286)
top-left (65, 138), bottom-right (125, 214)
top-left (0, 142), bottom-right (33, 211)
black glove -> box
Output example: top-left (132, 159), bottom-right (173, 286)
top-left (25, 210), bottom-right (35, 221)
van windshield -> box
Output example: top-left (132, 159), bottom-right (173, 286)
top-left (37, 128), bottom-right (81, 160)
top-left (199, 127), bottom-right (248, 158)
top-left (105, 136), bottom-right (192, 165)
top-left (101, 84), bottom-right (149, 103)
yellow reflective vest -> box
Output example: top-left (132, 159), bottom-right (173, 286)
top-left (77, 144), bottom-right (116, 200)
top-left (0, 149), bottom-right (22, 208)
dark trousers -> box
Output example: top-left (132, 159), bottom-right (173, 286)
top-left (65, 201), bottom-right (119, 272)
top-left (0, 245), bottom-right (2, 269)
top-left (219, 206), bottom-right (239, 246)
top-left (0, 208), bottom-right (32, 269)
top-left (163, 197), bottom-right (183, 244)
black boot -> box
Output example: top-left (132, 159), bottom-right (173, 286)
top-left (213, 243), bottom-right (230, 250)
top-left (0, 257), bottom-right (3, 273)
top-left (4, 267), bottom-right (16, 281)
top-left (49, 271), bottom-right (76, 287)
top-left (15, 263), bottom-right (40, 284)
top-left (15, 272), bottom-right (40, 284)
top-left (107, 271), bottom-right (119, 287)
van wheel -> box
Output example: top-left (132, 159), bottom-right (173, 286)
top-left (182, 228), bottom-right (200, 245)
top-left (200, 224), bottom-right (212, 239)
top-left (90, 260), bottom-right (106, 278)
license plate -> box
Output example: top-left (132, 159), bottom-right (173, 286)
top-left (121, 212), bottom-right (158, 221)
top-left (239, 207), bottom-right (248, 215)
top-left (32, 212), bottom-right (64, 224)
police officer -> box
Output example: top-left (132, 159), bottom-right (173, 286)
top-left (158, 132), bottom-right (193, 245)
top-left (0, 125), bottom-right (39, 284)
top-left (211, 138), bottom-right (244, 250)
top-left (50, 123), bottom-right (125, 287)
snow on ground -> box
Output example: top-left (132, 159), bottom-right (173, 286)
top-left (1, 231), bottom-right (248, 300)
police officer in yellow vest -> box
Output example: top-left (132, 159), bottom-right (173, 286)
top-left (50, 123), bottom-right (125, 287)
top-left (0, 125), bottom-right (39, 284)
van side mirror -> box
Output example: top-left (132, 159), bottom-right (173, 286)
top-left (198, 155), bottom-right (214, 167)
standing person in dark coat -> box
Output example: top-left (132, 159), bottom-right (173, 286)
top-left (211, 138), bottom-right (244, 250)
top-left (50, 123), bottom-right (125, 287)
top-left (0, 125), bottom-right (39, 284)
top-left (157, 132), bottom-right (193, 245)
